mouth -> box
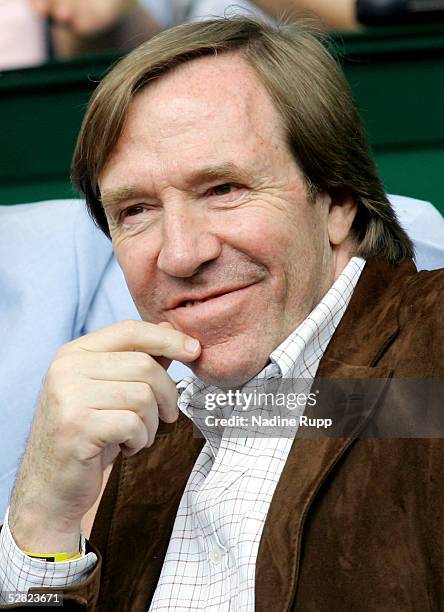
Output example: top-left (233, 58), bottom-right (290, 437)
top-left (177, 290), bottom-right (234, 309)
top-left (163, 283), bottom-right (258, 328)
top-left (168, 284), bottom-right (255, 311)
top-left (161, 281), bottom-right (262, 345)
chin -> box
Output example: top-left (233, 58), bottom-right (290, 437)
top-left (186, 343), bottom-right (269, 390)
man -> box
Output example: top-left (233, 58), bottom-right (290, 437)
top-left (0, 196), bottom-right (442, 519)
top-left (0, 17), bottom-right (443, 611)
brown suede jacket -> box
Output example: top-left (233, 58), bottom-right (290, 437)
top-left (2, 259), bottom-right (444, 611)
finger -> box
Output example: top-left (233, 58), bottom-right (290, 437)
top-left (84, 380), bottom-right (164, 436)
top-left (69, 320), bottom-right (200, 362)
top-left (72, 350), bottom-right (172, 384)
top-left (156, 322), bottom-right (176, 367)
top-left (68, 352), bottom-right (179, 422)
top-left (88, 409), bottom-right (149, 457)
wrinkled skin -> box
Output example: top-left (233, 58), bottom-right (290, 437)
top-left (101, 52), bottom-right (357, 387)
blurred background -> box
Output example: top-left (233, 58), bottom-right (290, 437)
top-left (1, 0), bottom-right (443, 212)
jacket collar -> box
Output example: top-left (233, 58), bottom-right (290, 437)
top-left (317, 257), bottom-right (416, 368)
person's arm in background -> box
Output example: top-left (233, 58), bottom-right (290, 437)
top-left (251, 0), bottom-right (360, 30)
top-left (30, 0), bottom-right (161, 59)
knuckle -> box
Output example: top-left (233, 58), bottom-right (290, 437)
top-left (45, 358), bottom-right (65, 382)
top-left (156, 333), bottom-right (175, 352)
top-left (124, 411), bottom-right (141, 435)
top-left (58, 408), bottom-right (77, 432)
top-left (106, 350), bottom-right (121, 364)
top-left (46, 351), bottom-right (81, 382)
top-left (52, 403), bottom-right (85, 438)
top-left (134, 352), bottom-right (157, 377)
top-left (110, 386), bottom-right (129, 405)
top-left (139, 383), bottom-right (154, 406)
top-left (44, 362), bottom-right (71, 397)
top-left (116, 320), bottom-right (144, 348)
top-left (54, 342), bottom-right (73, 358)
top-left (120, 319), bottom-right (140, 336)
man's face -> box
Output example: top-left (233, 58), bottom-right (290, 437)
top-left (99, 53), bottom-right (341, 387)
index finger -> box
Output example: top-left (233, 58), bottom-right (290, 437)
top-left (69, 320), bottom-right (201, 362)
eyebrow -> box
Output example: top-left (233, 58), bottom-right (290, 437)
top-left (100, 162), bottom-right (251, 210)
top-left (100, 186), bottom-right (145, 211)
top-left (185, 162), bottom-right (250, 186)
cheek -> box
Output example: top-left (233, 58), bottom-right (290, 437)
top-left (247, 210), bottom-right (324, 303)
top-left (113, 239), bottom-right (157, 300)
top-left (241, 205), bottom-right (296, 246)
top-left (225, 209), bottom-right (291, 258)
top-left (230, 218), bottom-right (294, 305)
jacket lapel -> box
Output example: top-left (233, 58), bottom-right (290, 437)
top-left (255, 259), bottom-right (416, 612)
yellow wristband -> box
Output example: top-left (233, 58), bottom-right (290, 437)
top-left (23, 550), bottom-right (82, 563)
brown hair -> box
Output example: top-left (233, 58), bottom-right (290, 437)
top-left (72, 16), bottom-right (413, 263)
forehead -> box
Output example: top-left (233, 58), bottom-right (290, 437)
top-left (100, 52), bottom-right (288, 188)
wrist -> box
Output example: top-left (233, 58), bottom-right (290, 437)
top-left (9, 506), bottom-right (82, 558)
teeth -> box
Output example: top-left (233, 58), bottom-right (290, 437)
top-left (184, 300), bottom-right (204, 308)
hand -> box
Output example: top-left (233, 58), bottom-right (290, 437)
top-left (9, 320), bottom-right (200, 556)
top-left (30, 0), bottom-right (138, 36)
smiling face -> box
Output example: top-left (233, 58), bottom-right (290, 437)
top-left (99, 52), bottom-right (355, 387)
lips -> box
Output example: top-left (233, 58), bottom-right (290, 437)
top-left (167, 285), bottom-right (253, 310)
top-left (162, 284), bottom-right (259, 332)
top-left (178, 290), bottom-right (236, 308)
top-left (182, 297), bottom-right (213, 308)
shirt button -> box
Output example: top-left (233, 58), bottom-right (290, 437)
top-left (209, 547), bottom-right (224, 565)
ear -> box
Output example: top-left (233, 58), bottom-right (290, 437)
top-left (327, 193), bottom-right (358, 246)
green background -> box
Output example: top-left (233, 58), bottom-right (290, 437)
top-left (1, 24), bottom-right (443, 212)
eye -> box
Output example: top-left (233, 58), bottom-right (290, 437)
top-left (207, 184), bottom-right (240, 197)
top-left (119, 204), bottom-right (153, 224)
top-left (124, 205), bottom-right (145, 217)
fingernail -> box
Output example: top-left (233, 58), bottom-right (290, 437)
top-left (184, 338), bottom-right (200, 354)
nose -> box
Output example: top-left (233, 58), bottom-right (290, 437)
top-left (157, 203), bottom-right (222, 277)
